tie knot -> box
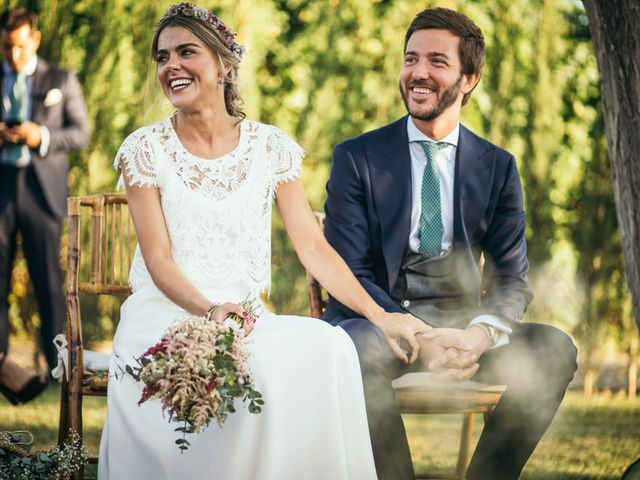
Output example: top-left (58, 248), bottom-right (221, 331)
top-left (419, 141), bottom-right (448, 160)
top-left (14, 71), bottom-right (27, 83)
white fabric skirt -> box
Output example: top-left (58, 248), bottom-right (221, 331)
top-left (98, 284), bottom-right (377, 479)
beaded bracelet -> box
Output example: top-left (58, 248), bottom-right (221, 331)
top-left (204, 302), bottom-right (221, 320)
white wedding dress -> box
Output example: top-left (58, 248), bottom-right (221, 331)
top-left (97, 118), bottom-right (377, 479)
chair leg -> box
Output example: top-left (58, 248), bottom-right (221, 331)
top-left (58, 378), bottom-right (69, 445)
top-left (60, 377), bottom-right (85, 480)
top-left (69, 369), bottom-right (84, 480)
top-left (456, 413), bottom-right (474, 480)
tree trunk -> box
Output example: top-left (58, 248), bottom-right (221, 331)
top-left (582, 1), bottom-right (640, 330)
top-left (629, 334), bottom-right (638, 399)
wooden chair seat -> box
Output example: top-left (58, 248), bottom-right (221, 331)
top-left (393, 373), bottom-right (505, 414)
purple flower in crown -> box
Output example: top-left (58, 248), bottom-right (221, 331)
top-left (157, 2), bottom-right (245, 58)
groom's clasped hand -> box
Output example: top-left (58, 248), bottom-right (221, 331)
top-left (416, 327), bottom-right (493, 382)
top-left (371, 311), bottom-right (484, 382)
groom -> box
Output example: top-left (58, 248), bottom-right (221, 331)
top-left (323, 8), bottom-right (577, 480)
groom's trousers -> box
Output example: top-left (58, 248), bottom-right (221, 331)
top-left (333, 319), bottom-right (577, 480)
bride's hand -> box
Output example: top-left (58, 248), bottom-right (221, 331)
top-left (369, 312), bottom-right (431, 364)
top-left (208, 302), bottom-right (245, 323)
top-left (241, 311), bottom-right (257, 336)
top-left (207, 302), bottom-right (256, 336)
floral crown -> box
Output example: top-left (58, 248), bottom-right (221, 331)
top-left (157, 3), bottom-right (245, 58)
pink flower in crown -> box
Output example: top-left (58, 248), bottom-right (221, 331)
top-left (158, 2), bottom-right (245, 58)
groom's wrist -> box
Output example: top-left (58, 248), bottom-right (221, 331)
top-left (467, 325), bottom-right (492, 353)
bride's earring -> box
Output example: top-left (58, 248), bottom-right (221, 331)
top-left (217, 76), bottom-right (224, 88)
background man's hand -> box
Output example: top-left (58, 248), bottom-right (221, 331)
top-left (11, 121), bottom-right (42, 148)
top-left (0, 122), bottom-right (18, 144)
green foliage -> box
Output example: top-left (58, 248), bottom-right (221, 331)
top-left (0, 430), bottom-right (87, 480)
top-left (2, 0), bottom-right (633, 366)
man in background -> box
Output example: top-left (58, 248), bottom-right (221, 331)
top-left (0, 7), bottom-right (88, 380)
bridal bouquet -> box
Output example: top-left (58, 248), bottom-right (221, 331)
top-left (125, 299), bottom-right (264, 451)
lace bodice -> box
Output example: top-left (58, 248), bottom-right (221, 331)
top-left (115, 118), bottom-right (303, 294)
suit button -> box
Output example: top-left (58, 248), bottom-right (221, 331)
top-left (402, 300), bottom-right (411, 308)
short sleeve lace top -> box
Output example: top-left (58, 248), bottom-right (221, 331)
top-left (114, 118), bottom-right (304, 295)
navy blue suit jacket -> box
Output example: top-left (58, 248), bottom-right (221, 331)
top-left (323, 116), bottom-right (533, 327)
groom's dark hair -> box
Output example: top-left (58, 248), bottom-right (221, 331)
top-left (405, 8), bottom-right (485, 105)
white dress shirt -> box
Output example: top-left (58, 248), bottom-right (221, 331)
top-left (406, 117), bottom-right (511, 347)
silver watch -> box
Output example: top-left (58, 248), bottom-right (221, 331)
top-left (482, 324), bottom-right (499, 347)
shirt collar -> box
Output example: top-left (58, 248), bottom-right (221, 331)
top-left (2, 55), bottom-right (38, 77)
top-left (407, 116), bottom-right (460, 147)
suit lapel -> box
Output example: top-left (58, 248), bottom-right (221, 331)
top-left (454, 125), bottom-right (493, 244)
top-left (30, 59), bottom-right (49, 122)
top-left (368, 117), bottom-right (412, 290)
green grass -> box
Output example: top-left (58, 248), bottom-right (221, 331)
top-left (0, 385), bottom-right (106, 455)
top-left (0, 389), bottom-right (638, 479)
top-left (404, 392), bottom-right (640, 479)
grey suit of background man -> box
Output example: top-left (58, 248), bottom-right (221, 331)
top-left (0, 7), bottom-right (88, 372)
top-left (323, 8), bottom-right (578, 480)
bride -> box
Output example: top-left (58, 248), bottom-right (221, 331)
top-left (98, 3), bottom-right (427, 479)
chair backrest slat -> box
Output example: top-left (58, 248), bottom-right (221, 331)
top-left (69, 194), bottom-right (135, 297)
top-left (126, 206), bottom-right (133, 280)
top-left (110, 202), bottom-right (116, 287)
top-left (90, 199), bottom-right (103, 287)
top-left (116, 205), bottom-right (130, 284)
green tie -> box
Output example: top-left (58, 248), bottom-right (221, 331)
top-left (6, 72), bottom-right (30, 166)
top-left (418, 141), bottom-right (448, 256)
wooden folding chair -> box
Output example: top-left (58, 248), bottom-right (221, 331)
top-left (59, 193), bottom-right (136, 480)
top-left (306, 212), bottom-right (505, 480)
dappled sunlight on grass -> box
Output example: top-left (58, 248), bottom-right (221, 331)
top-left (404, 391), bottom-right (640, 480)
top-left (521, 392), bottom-right (640, 479)
top-left (404, 413), bottom-right (481, 475)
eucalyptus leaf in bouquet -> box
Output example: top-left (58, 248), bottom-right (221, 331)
top-left (125, 298), bottom-right (264, 451)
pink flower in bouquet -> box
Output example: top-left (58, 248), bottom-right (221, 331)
top-left (125, 298), bottom-right (264, 451)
